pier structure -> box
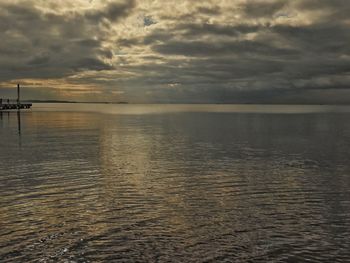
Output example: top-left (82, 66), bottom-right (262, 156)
top-left (0, 84), bottom-right (32, 110)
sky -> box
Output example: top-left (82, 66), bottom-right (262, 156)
top-left (0, 0), bottom-right (350, 103)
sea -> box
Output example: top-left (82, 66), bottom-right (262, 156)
top-left (1, 104), bottom-right (350, 262)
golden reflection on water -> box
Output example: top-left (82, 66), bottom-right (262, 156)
top-left (1, 105), bottom-right (350, 261)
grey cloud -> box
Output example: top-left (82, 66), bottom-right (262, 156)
top-left (1, 0), bottom-right (350, 104)
top-left (127, 0), bottom-right (350, 103)
top-left (75, 39), bottom-right (102, 48)
top-left (296, 0), bottom-right (349, 11)
top-left (85, 0), bottom-right (136, 22)
top-left (240, 0), bottom-right (287, 18)
top-left (294, 0), bottom-right (350, 22)
top-left (117, 38), bottom-right (141, 47)
top-left (27, 54), bottom-right (50, 66)
top-left (2, 3), bottom-right (39, 21)
top-left (0, 0), bottom-right (135, 82)
top-left (271, 23), bottom-right (350, 55)
top-left (73, 58), bottom-right (113, 71)
top-left (152, 39), bottom-right (298, 58)
top-left (143, 30), bottom-right (174, 45)
top-left (99, 49), bottom-right (114, 59)
top-left (177, 23), bottom-right (262, 37)
top-left (196, 6), bottom-right (222, 16)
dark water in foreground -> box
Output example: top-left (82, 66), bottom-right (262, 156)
top-left (1, 104), bottom-right (350, 262)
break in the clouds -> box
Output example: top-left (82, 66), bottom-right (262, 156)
top-left (1, 0), bottom-right (350, 103)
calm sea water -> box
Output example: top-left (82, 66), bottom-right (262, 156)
top-left (1, 104), bottom-right (350, 262)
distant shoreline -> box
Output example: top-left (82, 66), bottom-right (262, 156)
top-left (22, 101), bottom-right (350, 106)
top-left (23, 100), bottom-right (129, 104)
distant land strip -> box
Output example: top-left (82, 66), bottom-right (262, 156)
top-left (21, 100), bottom-right (350, 105)
top-left (23, 100), bottom-right (129, 104)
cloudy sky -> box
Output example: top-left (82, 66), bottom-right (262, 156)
top-left (0, 0), bottom-right (350, 103)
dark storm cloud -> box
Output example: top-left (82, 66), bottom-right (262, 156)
top-left (152, 39), bottom-right (298, 58)
top-left (240, 0), bottom-right (287, 18)
top-left (177, 23), bottom-right (262, 37)
top-left (143, 30), bottom-right (174, 45)
top-left (117, 38), bottom-right (141, 47)
top-left (27, 54), bottom-right (51, 66)
top-left (74, 58), bottom-right (114, 71)
top-left (271, 23), bottom-right (350, 55)
top-left (125, 57), bottom-right (285, 95)
top-left (296, 0), bottom-right (349, 11)
top-left (75, 39), bottom-right (101, 48)
top-left (1, 0), bottom-right (350, 103)
top-left (141, 23), bottom-right (262, 48)
top-left (85, 0), bottom-right (136, 22)
top-left (196, 6), bottom-right (222, 16)
top-left (126, 0), bottom-right (350, 103)
top-left (0, 0), bottom-right (135, 82)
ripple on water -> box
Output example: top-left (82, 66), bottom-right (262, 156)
top-left (1, 108), bottom-right (350, 262)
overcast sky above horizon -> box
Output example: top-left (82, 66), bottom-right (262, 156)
top-left (0, 0), bottom-right (350, 103)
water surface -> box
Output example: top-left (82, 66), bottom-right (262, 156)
top-left (1, 104), bottom-right (350, 262)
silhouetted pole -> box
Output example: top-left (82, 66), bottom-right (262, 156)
top-left (17, 84), bottom-right (20, 107)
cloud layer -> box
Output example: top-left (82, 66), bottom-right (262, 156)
top-left (1, 0), bottom-right (350, 103)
